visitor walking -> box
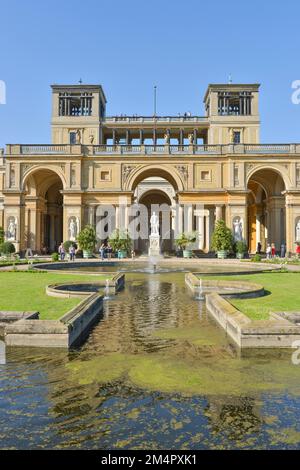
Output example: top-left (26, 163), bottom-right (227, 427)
top-left (256, 242), bottom-right (262, 254)
top-left (58, 242), bottom-right (65, 261)
top-left (266, 244), bottom-right (272, 259)
top-left (271, 243), bottom-right (276, 258)
top-left (99, 243), bottom-right (106, 261)
top-left (69, 244), bottom-right (76, 261)
top-left (280, 243), bottom-right (286, 258)
top-left (106, 243), bottom-right (112, 260)
top-left (296, 244), bottom-right (300, 259)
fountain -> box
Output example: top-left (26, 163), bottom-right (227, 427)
top-left (196, 278), bottom-right (205, 301)
top-left (103, 279), bottom-right (111, 300)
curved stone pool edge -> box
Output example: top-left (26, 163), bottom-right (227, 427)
top-left (186, 273), bottom-right (300, 349)
top-left (3, 273), bottom-right (125, 349)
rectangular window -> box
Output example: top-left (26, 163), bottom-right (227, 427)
top-left (233, 131), bottom-right (241, 144)
top-left (70, 132), bottom-right (77, 144)
top-left (200, 170), bottom-right (211, 181)
top-left (100, 170), bottom-right (111, 181)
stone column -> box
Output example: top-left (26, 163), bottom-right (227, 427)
top-left (256, 213), bottom-right (261, 245)
top-left (197, 215), bottom-right (205, 250)
top-left (187, 205), bottom-right (193, 233)
top-left (139, 129), bottom-right (143, 145)
top-left (115, 205), bottom-right (120, 229)
top-left (112, 129), bottom-right (117, 145)
top-left (215, 204), bottom-right (224, 221)
top-left (171, 205), bottom-right (176, 248)
top-left (205, 212), bottom-right (210, 252)
top-left (126, 130), bottom-right (130, 145)
top-left (178, 205), bottom-right (184, 234)
top-left (88, 206), bottom-right (95, 227)
top-left (124, 205), bottom-right (129, 229)
top-left (50, 214), bottom-right (55, 251)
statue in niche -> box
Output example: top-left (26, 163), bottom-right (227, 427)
top-left (233, 217), bottom-right (243, 242)
top-left (188, 133), bottom-right (194, 144)
top-left (89, 134), bottom-right (94, 144)
top-left (7, 217), bottom-right (16, 240)
top-left (10, 169), bottom-right (15, 187)
top-left (76, 130), bottom-right (81, 144)
top-left (69, 217), bottom-right (79, 241)
top-left (164, 133), bottom-right (170, 144)
top-left (296, 220), bottom-right (300, 242)
top-left (150, 211), bottom-right (159, 236)
top-left (71, 169), bottom-right (76, 186)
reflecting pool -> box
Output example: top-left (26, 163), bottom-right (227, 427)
top-left (1, 271), bottom-right (300, 449)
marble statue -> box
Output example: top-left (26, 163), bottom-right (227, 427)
top-left (296, 220), bottom-right (300, 242)
top-left (69, 217), bottom-right (79, 241)
top-left (7, 217), bottom-right (16, 240)
top-left (233, 217), bottom-right (243, 241)
top-left (150, 211), bottom-right (159, 236)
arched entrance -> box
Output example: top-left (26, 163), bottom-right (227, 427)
top-left (134, 176), bottom-right (176, 254)
top-left (247, 168), bottom-right (286, 253)
top-left (23, 169), bottom-right (64, 253)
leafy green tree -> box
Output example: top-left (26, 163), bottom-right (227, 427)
top-left (211, 220), bottom-right (233, 252)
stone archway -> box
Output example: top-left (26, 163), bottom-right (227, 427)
top-left (23, 168), bottom-right (64, 253)
top-left (125, 164), bottom-right (185, 193)
top-left (247, 168), bottom-right (286, 253)
top-left (136, 182), bottom-right (174, 254)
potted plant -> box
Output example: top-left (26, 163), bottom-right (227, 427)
top-left (211, 220), bottom-right (233, 259)
top-left (175, 232), bottom-right (197, 258)
top-left (108, 228), bottom-right (132, 258)
top-left (77, 225), bottom-right (97, 259)
top-left (235, 240), bottom-right (248, 259)
top-left (0, 241), bottom-right (16, 257)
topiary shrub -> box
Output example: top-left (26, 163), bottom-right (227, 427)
top-left (211, 220), bottom-right (233, 252)
top-left (51, 252), bottom-right (59, 262)
top-left (77, 225), bottom-right (97, 253)
top-left (0, 227), bottom-right (4, 245)
top-left (251, 254), bottom-right (262, 262)
top-left (108, 229), bottom-right (132, 253)
top-left (0, 241), bottom-right (16, 255)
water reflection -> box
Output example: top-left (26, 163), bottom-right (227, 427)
top-left (1, 272), bottom-right (300, 449)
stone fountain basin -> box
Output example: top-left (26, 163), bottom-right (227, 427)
top-left (185, 273), bottom-right (265, 299)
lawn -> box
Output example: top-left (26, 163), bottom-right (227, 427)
top-left (0, 271), bottom-right (113, 320)
top-left (197, 271), bottom-right (300, 321)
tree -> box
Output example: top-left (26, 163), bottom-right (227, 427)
top-left (211, 220), bottom-right (233, 252)
top-left (175, 232), bottom-right (197, 250)
top-left (108, 228), bottom-right (132, 253)
top-left (77, 225), bottom-right (97, 252)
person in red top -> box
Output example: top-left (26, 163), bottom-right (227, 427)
top-left (296, 244), bottom-right (300, 259)
top-left (271, 243), bottom-right (276, 258)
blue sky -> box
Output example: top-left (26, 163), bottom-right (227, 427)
top-left (0, 0), bottom-right (300, 147)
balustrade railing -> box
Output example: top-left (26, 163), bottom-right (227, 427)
top-left (20, 145), bottom-right (68, 155)
top-left (103, 115), bottom-right (208, 124)
top-left (5, 143), bottom-right (300, 156)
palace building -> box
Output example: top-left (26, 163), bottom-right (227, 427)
top-left (0, 82), bottom-right (299, 255)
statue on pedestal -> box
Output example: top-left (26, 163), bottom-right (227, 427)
top-left (69, 217), bottom-right (79, 241)
top-left (150, 211), bottom-right (159, 235)
top-left (233, 217), bottom-right (243, 242)
top-left (7, 217), bottom-right (16, 241)
top-left (149, 211), bottom-right (160, 257)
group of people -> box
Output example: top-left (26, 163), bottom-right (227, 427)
top-left (58, 242), bottom-right (76, 261)
top-left (257, 242), bottom-right (286, 259)
top-left (99, 243), bottom-right (113, 261)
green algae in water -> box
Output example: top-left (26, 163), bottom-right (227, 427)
top-left (66, 352), bottom-right (300, 397)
